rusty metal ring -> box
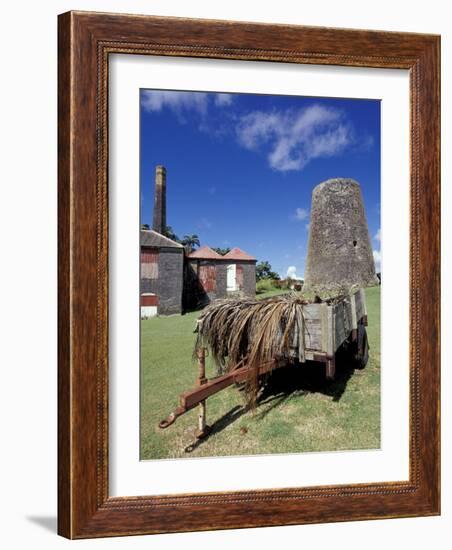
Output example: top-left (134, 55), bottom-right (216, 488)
top-left (158, 414), bottom-right (175, 429)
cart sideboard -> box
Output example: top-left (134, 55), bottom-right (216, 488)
top-left (292, 287), bottom-right (368, 378)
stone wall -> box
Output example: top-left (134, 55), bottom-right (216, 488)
top-left (303, 178), bottom-right (378, 296)
top-left (142, 254), bottom-right (257, 314)
top-left (215, 263), bottom-right (228, 299)
top-left (141, 278), bottom-right (158, 295)
top-left (240, 262), bottom-right (256, 297)
top-left (182, 258), bottom-right (256, 311)
top-left (158, 248), bottom-right (184, 314)
top-left (184, 260), bottom-right (210, 309)
top-left (141, 247), bottom-right (183, 315)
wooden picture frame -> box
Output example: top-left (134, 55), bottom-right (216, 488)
top-left (58, 11), bottom-right (440, 538)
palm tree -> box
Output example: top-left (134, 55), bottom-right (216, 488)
top-left (164, 225), bottom-right (180, 242)
top-left (181, 234), bottom-right (200, 253)
top-left (212, 247), bottom-right (231, 256)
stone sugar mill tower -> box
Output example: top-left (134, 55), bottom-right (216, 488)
top-left (303, 178), bottom-right (378, 297)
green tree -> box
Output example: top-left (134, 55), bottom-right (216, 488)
top-left (141, 223), bottom-right (150, 230)
top-left (212, 247), bottom-right (231, 256)
top-left (256, 261), bottom-right (280, 281)
top-left (181, 234), bottom-right (200, 254)
top-left (164, 225), bottom-right (180, 242)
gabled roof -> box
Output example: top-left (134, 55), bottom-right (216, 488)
top-left (188, 246), bottom-right (223, 259)
top-left (140, 229), bottom-right (183, 249)
top-left (223, 247), bottom-right (256, 261)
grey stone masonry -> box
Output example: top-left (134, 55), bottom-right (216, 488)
top-left (183, 259), bottom-right (256, 309)
top-left (215, 263), bottom-right (228, 299)
top-left (303, 178), bottom-right (378, 296)
top-left (241, 262), bottom-right (256, 298)
top-left (141, 278), bottom-right (158, 295)
top-left (157, 248), bottom-right (184, 314)
top-left (141, 247), bottom-right (184, 315)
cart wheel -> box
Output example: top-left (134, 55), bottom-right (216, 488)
top-left (355, 323), bottom-right (369, 369)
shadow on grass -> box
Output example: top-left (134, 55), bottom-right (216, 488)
top-left (184, 405), bottom-right (247, 453)
top-left (255, 350), bottom-right (356, 420)
top-left (184, 346), bottom-right (360, 452)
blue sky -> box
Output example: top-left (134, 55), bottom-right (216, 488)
top-left (140, 89), bottom-right (381, 278)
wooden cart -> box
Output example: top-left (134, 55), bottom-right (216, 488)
top-left (293, 287), bottom-right (369, 379)
top-left (159, 288), bottom-right (369, 437)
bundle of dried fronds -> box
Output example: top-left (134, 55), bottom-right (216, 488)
top-left (194, 293), bottom-right (313, 407)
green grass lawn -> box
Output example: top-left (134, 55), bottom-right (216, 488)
top-left (140, 285), bottom-right (380, 459)
top-left (255, 288), bottom-right (292, 299)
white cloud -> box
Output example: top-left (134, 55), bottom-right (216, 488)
top-left (360, 134), bottom-right (375, 151)
top-left (374, 228), bottom-right (381, 242)
top-left (373, 250), bottom-right (381, 271)
top-left (196, 217), bottom-right (212, 230)
top-left (214, 93), bottom-right (234, 106)
top-left (293, 207), bottom-right (309, 221)
top-left (287, 266), bottom-right (298, 279)
top-left (236, 104), bottom-right (352, 172)
top-left (141, 90), bottom-right (235, 118)
top-left (141, 90), bottom-right (209, 115)
top-left (236, 111), bottom-right (281, 150)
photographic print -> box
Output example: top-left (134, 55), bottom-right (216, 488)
top-left (140, 89), bottom-right (381, 460)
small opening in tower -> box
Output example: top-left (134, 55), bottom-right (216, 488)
top-left (353, 240), bottom-right (357, 247)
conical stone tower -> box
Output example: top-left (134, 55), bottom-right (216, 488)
top-left (303, 178), bottom-right (378, 297)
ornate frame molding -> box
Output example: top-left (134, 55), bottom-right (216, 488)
top-left (58, 11), bottom-right (440, 538)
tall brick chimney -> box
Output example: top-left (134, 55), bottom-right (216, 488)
top-left (152, 165), bottom-right (167, 234)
